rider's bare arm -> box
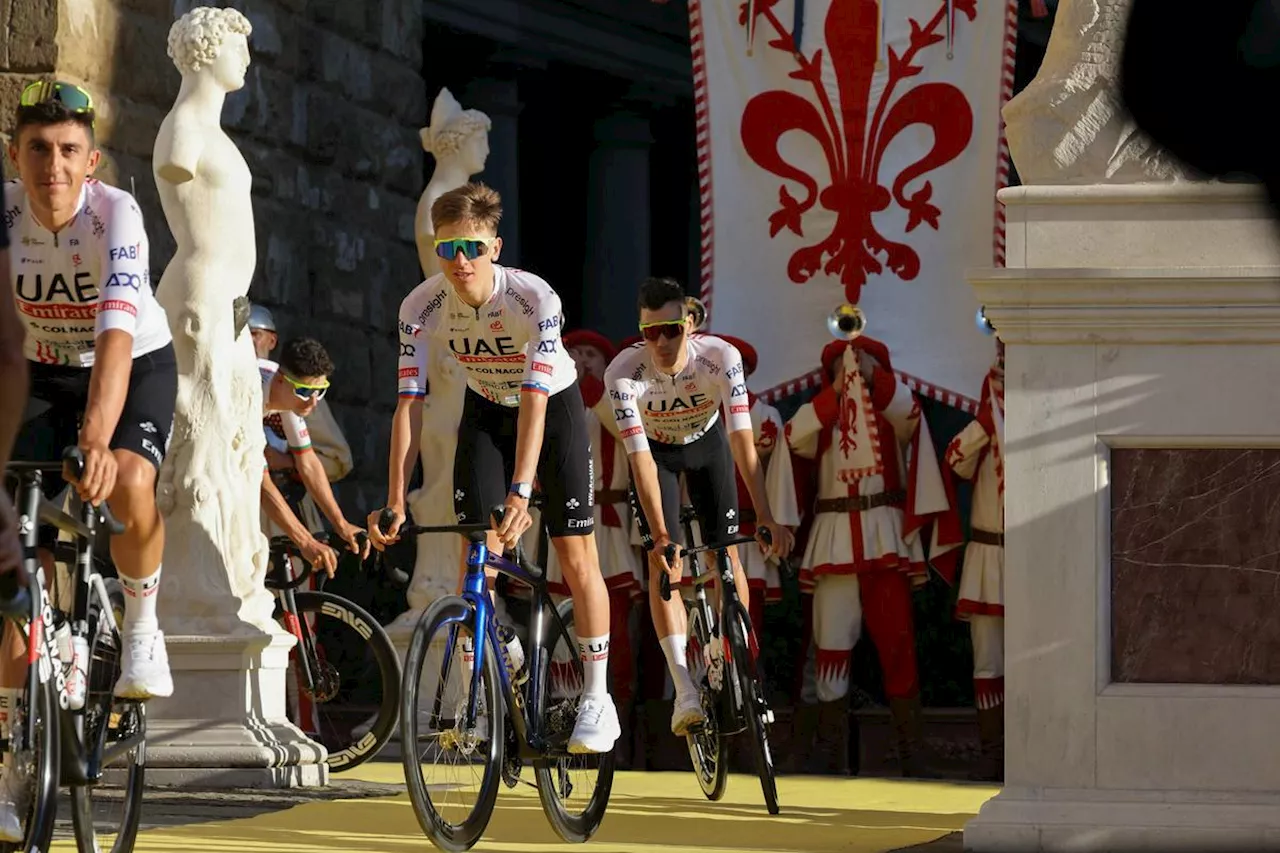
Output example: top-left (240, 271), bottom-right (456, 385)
top-left (385, 396), bottom-right (423, 515)
top-left (510, 389), bottom-right (548, 489)
top-left (79, 330), bottom-right (133, 450)
top-left (292, 447), bottom-right (354, 532)
top-left (261, 468), bottom-right (314, 547)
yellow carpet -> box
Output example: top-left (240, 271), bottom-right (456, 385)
top-left (56, 764), bottom-right (997, 853)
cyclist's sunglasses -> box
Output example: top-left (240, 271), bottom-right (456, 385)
top-left (282, 372), bottom-right (330, 401)
top-left (19, 80), bottom-right (96, 123)
top-left (638, 318), bottom-right (688, 341)
top-left (433, 236), bottom-right (497, 261)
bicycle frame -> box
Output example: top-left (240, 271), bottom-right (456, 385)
top-left (8, 464), bottom-right (145, 785)
top-left (433, 532), bottom-right (575, 757)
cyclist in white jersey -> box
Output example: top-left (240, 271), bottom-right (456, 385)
top-left (367, 182), bottom-right (619, 754)
top-left (0, 81), bottom-right (176, 839)
top-left (603, 276), bottom-right (795, 735)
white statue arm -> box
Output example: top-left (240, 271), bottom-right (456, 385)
top-left (155, 117), bottom-right (205, 185)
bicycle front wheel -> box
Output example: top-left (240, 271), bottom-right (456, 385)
top-left (685, 602), bottom-right (727, 801)
top-left (533, 597), bottom-right (615, 843)
top-left (724, 603), bottom-right (779, 815)
top-left (287, 591), bottom-right (401, 772)
top-left (401, 596), bottom-right (504, 852)
top-left (70, 577), bottom-right (146, 853)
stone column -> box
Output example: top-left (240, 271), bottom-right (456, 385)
top-left (464, 77), bottom-right (523, 265)
top-left (964, 0), bottom-right (1280, 847)
top-left (583, 111), bottom-right (653, 341)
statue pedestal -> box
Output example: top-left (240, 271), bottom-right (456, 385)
top-left (964, 183), bottom-right (1280, 852)
top-left (144, 633), bottom-right (329, 788)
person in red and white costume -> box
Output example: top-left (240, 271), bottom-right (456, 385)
top-left (945, 339), bottom-right (1005, 782)
top-left (785, 336), bottom-right (954, 777)
top-left (694, 334), bottom-right (799, 640)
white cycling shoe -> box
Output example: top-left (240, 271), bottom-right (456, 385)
top-left (114, 631), bottom-right (175, 700)
top-left (568, 694), bottom-right (621, 754)
top-left (671, 692), bottom-right (707, 737)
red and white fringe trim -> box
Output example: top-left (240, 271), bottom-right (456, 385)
top-left (688, 0), bottom-right (716, 323)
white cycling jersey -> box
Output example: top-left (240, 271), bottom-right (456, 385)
top-left (604, 334), bottom-right (753, 454)
top-left (4, 178), bottom-right (171, 366)
top-left (397, 265), bottom-right (577, 407)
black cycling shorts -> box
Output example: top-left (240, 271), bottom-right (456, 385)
top-left (13, 343), bottom-right (179, 494)
top-left (453, 382), bottom-right (595, 538)
top-left (630, 416), bottom-right (739, 552)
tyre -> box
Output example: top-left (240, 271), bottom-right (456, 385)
top-left (0, 667), bottom-right (60, 853)
top-left (724, 602), bottom-right (779, 815)
top-left (400, 596), bottom-right (503, 852)
top-left (286, 591), bottom-right (401, 772)
top-left (684, 603), bottom-right (727, 801)
top-left (71, 577), bottom-right (145, 853)
top-left (533, 597), bottom-right (615, 843)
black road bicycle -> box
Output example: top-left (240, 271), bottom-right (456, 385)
top-left (266, 534), bottom-right (401, 773)
top-left (661, 504), bottom-right (779, 815)
top-left (384, 503), bottom-right (615, 852)
top-left (3, 447), bottom-right (146, 853)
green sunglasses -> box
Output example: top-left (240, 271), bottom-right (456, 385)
top-left (19, 80), bottom-right (96, 124)
top-left (433, 236), bottom-right (497, 262)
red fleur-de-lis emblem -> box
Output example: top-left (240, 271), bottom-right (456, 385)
top-left (757, 417), bottom-right (779, 450)
top-left (739, 0), bottom-right (977, 304)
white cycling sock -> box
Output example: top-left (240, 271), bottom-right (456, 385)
top-left (576, 634), bottom-right (610, 697)
top-left (121, 566), bottom-right (161, 636)
top-left (660, 634), bottom-right (697, 700)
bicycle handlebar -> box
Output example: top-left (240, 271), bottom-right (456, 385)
top-left (265, 530), bottom-right (372, 590)
top-left (659, 528), bottom-right (772, 602)
top-left (61, 448), bottom-right (126, 536)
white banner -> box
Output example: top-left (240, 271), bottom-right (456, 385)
top-left (691, 0), bottom-right (1013, 405)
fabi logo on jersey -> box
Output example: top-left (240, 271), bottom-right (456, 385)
top-left (109, 242), bottom-right (142, 261)
top-left (398, 320), bottom-right (420, 339)
top-left (725, 363), bottom-right (745, 379)
top-left (536, 340), bottom-right (556, 354)
top-left (537, 315), bottom-right (560, 332)
top-left (105, 272), bottom-right (142, 291)
top-left (609, 389), bottom-right (631, 402)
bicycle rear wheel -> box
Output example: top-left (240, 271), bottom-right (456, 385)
top-left (70, 578), bottom-right (145, 853)
top-left (286, 591), bottom-right (401, 772)
top-left (724, 603), bottom-right (779, 815)
top-left (533, 598), bottom-right (615, 843)
top-left (684, 603), bottom-right (727, 801)
top-left (401, 596), bottom-right (503, 852)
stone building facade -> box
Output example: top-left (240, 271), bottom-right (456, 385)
top-left (0, 0), bottom-right (695, 517)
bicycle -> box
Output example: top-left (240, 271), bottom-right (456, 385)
top-left (3, 447), bottom-right (147, 853)
top-left (659, 504), bottom-right (780, 815)
top-left (382, 503), bottom-right (615, 852)
top-left (265, 534), bottom-right (402, 773)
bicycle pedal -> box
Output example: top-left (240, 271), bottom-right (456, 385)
top-left (763, 709), bottom-right (775, 725)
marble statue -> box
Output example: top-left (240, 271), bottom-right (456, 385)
top-left (396, 89), bottom-right (492, 626)
top-left (1003, 0), bottom-right (1190, 184)
top-left (153, 5), bottom-right (276, 637)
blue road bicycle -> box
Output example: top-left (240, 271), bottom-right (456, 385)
top-left (380, 502), bottom-right (615, 852)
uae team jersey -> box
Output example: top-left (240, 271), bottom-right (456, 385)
top-left (397, 265), bottom-right (577, 406)
top-left (5, 178), bottom-right (171, 366)
top-left (259, 359), bottom-right (312, 452)
top-left (604, 335), bottom-right (753, 454)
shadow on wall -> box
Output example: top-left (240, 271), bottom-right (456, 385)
top-left (83, 0), bottom-right (429, 517)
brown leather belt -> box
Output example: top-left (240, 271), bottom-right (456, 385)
top-left (596, 489), bottom-right (629, 505)
top-left (970, 527), bottom-right (1004, 547)
top-left (815, 490), bottom-right (907, 514)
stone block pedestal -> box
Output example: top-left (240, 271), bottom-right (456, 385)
top-left (963, 183), bottom-right (1280, 852)
top-left (144, 632), bottom-right (329, 787)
